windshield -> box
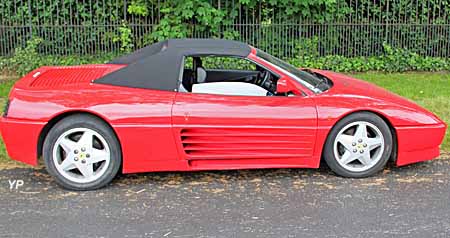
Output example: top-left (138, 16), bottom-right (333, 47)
top-left (256, 49), bottom-right (330, 93)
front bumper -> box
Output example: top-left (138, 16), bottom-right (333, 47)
top-left (395, 123), bottom-right (447, 166)
top-left (0, 117), bottom-right (45, 166)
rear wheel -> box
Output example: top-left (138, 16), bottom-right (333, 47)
top-left (323, 112), bottom-right (393, 178)
top-left (43, 114), bottom-right (121, 190)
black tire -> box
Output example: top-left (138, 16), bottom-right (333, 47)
top-left (43, 114), bottom-right (121, 190)
top-left (323, 112), bottom-right (393, 178)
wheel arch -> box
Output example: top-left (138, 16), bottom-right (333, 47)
top-left (37, 110), bottom-right (122, 160)
top-left (322, 109), bottom-right (398, 164)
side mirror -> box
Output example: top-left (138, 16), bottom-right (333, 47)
top-left (276, 78), bottom-right (291, 93)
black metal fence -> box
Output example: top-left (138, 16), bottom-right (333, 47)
top-left (1, 0), bottom-right (449, 58)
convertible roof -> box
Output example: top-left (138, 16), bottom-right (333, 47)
top-left (95, 38), bottom-right (252, 91)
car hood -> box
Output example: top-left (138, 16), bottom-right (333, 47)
top-left (311, 69), bottom-right (445, 125)
top-left (313, 70), bottom-right (420, 107)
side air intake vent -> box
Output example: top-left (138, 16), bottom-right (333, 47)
top-left (180, 128), bottom-right (314, 160)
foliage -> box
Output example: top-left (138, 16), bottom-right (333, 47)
top-left (184, 56), bottom-right (256, 70)
top-left (1, 37), bottom-right (449, 77)
top-left (2, 0), bottom-right (449, 26)
top-left (1, 0), bottom-right (450, 57)
top-left (127, 0), bottom-right (149, 16)
top-left (2, 38), bottom-right (43, 76)
top-left (113, 21), bottom-right (134, 53)
top-left (0, 38), bottom-right (450, 75)
top-left (147, 0), bottom-right (226, 42)
top-left (0, 38), bottom-right (115, 76)
top-left (288, 39), bottom-right (450, 72)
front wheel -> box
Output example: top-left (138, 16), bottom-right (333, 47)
top-left (323, 112), bottom-right (393, 178)
top-left (43, 114), bottom-right (121, 190)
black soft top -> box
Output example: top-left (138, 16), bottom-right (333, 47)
top-left (95, 38), bottom-right (252, 91)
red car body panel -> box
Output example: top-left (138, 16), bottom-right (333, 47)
top-left (0, 50), bottom-right (447, 173)
top-left (310, 70), bottom-right (446, 166)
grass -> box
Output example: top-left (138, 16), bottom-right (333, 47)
top-left (0, 72), bottom-right (448, 166)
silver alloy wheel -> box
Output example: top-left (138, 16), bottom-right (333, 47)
top-left (52, 128), bottom-right (111, 184)
top-left (333, 121), bottom-right (385, 172)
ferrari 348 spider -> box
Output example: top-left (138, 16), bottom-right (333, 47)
top-left (0, 39), bottom-right (446, 190)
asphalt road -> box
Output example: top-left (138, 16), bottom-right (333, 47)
top-left (1, 153), bottom-right (450, 238)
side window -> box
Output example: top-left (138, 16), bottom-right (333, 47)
top-left (180, 55), bottom-right (279, 97)
top-left (184, 56), bottom-right (193, 69)
top-left (201, 56), bottom-right (256, 71)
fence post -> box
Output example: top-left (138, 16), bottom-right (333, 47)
top-left (28, 0), bottom-right (32, 39)
top-left (123, 0), bottom-right (127, 21)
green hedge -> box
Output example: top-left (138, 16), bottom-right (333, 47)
top-left (1, 0), bottom-right (450, 57)
top-left (1, 38), bottom-right (449, 77)
top-left (0, 39), bottom-right (117, 76)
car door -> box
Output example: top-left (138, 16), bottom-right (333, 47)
top-left (172, 90), bottom-right (318, 169)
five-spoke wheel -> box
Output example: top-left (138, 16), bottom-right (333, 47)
top-left (324, 112), bottom-right (393, 177)
top-left (53, 128), bottom-right (111, 184)
top-left (43, 114), bottom-right (121, 190)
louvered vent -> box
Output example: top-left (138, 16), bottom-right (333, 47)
top-left (180, 128), bottom-right (314, 160)
top-left (30, 66), bottom-right (108, 88)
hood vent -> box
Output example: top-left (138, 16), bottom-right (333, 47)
top-left (29, 66), bottom-right (109, 88)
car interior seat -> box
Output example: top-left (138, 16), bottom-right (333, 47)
top-left (197, 67), bottom-right (207, 83)
top-left (194, 57), bottom-right (207, 83)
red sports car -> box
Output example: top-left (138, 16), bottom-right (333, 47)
top-left (0, 39), bottom-right (446, 190)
